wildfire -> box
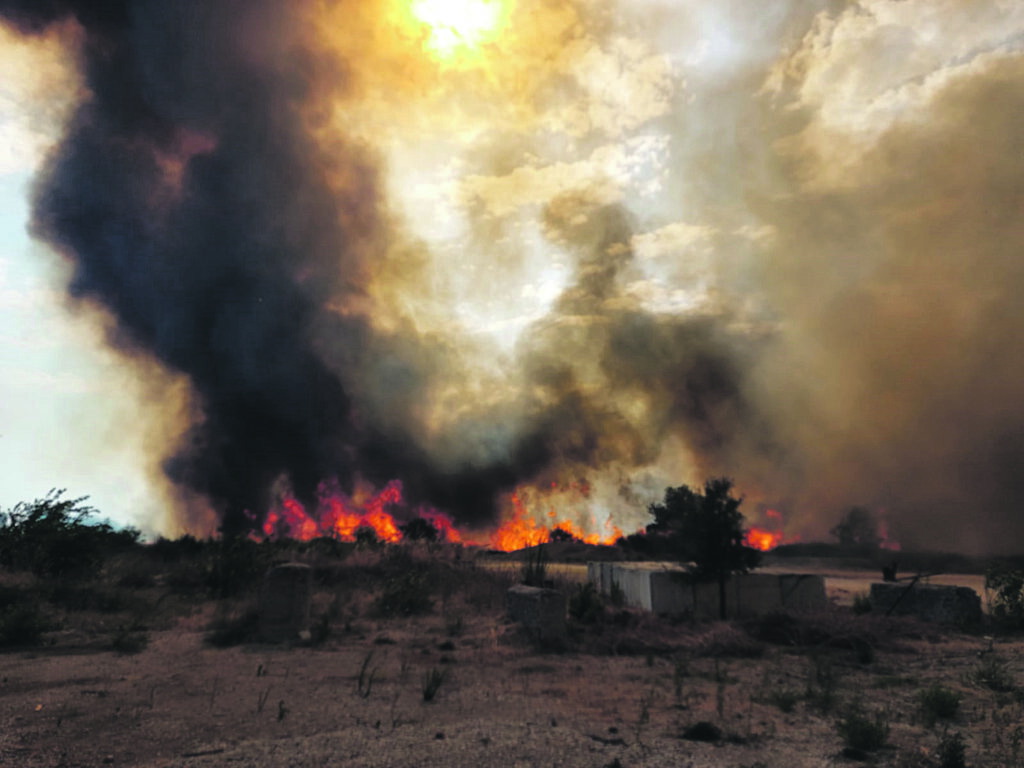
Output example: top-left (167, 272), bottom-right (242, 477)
top-left (258, 478), bottom-right (622, 551)
top-left (486, 490), bottom-right (625, 551)
top-left (744, 509), bottom-right (796, 552)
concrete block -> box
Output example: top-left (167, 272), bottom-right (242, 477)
top-left (588, 563), bottom-right (827, 619)
top-left (259, 563), bottom-right (312, 643)
top-left (506, 585), bottom-right (567, 644)
top-left (869, 582), bottom-right (982, 625)
top-left (779, 574), bottom-right (828, 611)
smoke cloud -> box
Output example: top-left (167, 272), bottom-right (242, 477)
top-left (2, 0), bottom-right (1023, 552)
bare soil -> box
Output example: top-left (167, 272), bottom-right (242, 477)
top-left (2, 555), bottom-right (1022, 768)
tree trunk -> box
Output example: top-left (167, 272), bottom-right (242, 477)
top-left (718, 574), bottom-right (728, 620)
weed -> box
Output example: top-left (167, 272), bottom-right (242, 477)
top-left (985, 561), bottom-right (1024, 629)
top-left (609, 579), bottom-right (625, 608)
top-left (673, 658), bottom-right (689, 704)
top-left (444, 614), bottom-right (464, 637)
top-left (936, 730), bottom-right (966, 768)
top-left (852, 593), bottom-right (872, 615)
top-left (205, 605), bottom-right (259, 647)
top-left (256, 687), bottom-right (272, 714)
top-left (356, 651), bottom-right (378, 699)
top-left (520, 545), bottom-right (548, 588)
top-left (569, 582), bottom-right (604, 624)
top-left (374, 571), bottom-right (433, 617)
top-left (421, 667), bottom-right (448, 702)
top-left (769, 688), bottom-right (801, 714)
top-left (836, 707), bottom-right (890, 752)
top-left (806, 654), bottom-right (840, 713)
top-left (876, 675), bottom-right (918, 689)
top-left (111, 626), bottom-right (149, 655)
top-left (972, 655), bottom-right (1016, 692)
top-left (918, 684), bottom-right (961, 728)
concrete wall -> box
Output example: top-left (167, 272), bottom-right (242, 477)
top-left (259, 563), bottom-right (312, 643)
top-left (589, 562), bottom-right (827, 619)
top-left (506, 585), bottom-right (567, 645)
top-left (869, 582), bottom-right (982, 625)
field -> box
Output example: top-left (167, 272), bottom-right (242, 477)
top-left (2, 541), bottom-right (1023, 768)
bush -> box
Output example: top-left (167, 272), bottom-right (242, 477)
top-left (203, 538), bottom-right (271, 598)
top-left (421, 667), bottom-right (448, 702)
top-left (918, 684), bottom-right (961, 727)
top-left (569, 582), bottom-right (604, 624)
top-left (521, 545), bottom-right (548, 587)
top-left (0, 602), bottom-right (52, 648)
top-left (769, 689), bottom-right (801, 713)
top-left (852, 593), bottom-right (872, 615)
top-left (936, 731), bottom-right (967, 768)
top-left (374, 571), bottom-right (433, 617)
top-left (205, 605), bottom-right (260, 647)
top-left (836, 708), bottom-right (890, 752)
top-left (986, 562), bottom-right (1024, 629)
top-left (972, 655), bottom-right (1015, 692)
top-left (0, 490), bottom-right (140, 578)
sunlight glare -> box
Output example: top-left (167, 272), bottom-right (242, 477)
top-left (410, 0), bottom-right (505, 57)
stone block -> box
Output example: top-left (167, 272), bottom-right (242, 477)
top-left (869, 582), bottom-right (982, 625)
top-left (259, 563), bottom-right (312, 643)
top-left (506, 584), bottom-right (567, 644)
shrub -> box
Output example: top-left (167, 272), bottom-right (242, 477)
top-left (0, 490), bottom-right (140, 578)
top-left (852, 593), bottom-right (872, 615)
top-left (521, 545), bottom-right (548, 587)
top-left (769, 689), bottom-right (801, 713)
top-left (203, 538), bottom-right (270, 598)
top-left (972, 655), bottom-right (1016, 692)
top-left (569, 582), bottom-right (604, 624)
top-left (421, 667), bottom-right (448, 702)
top-left (0, 602), bottom-right (51, 648)
top-left (936, 731), bottom-right (967, 768)
top-left (986, 562), bottom-right (1024, 629)
top-left (374, 571), bottom-right (433, 617)
top-left (836, 709), bottom-right (890, 752)
top-left (918, 684), bottom-right (961, 727)
top-left (205, 605), bottom-right (260, 647)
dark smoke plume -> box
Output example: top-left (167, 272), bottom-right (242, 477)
top-left (2, 0), bottom-right (751, 535)
top-left (0, 0), bottom-right (565, 532)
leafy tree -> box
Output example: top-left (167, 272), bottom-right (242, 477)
top-left (399, 517), bottom-right (439, 542)
top-left (830, 507), bottom-right (881, 548)
top-left (647, 477), bottom-right (760, 619)
top-left (0, 489), bottom-right (140, 577)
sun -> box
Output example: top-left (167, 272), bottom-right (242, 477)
top-left (409, 0), bottom-right (506, 58)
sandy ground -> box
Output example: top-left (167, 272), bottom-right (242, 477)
top-left (2, 568), bottom-right (1022, 768)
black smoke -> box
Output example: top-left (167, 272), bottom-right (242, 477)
top-left (1, 0), bottom-right (758, 537)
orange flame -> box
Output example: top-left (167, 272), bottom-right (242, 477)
top-left (257, 477), bottom-right (628, 551)
top-left (744, 509), bottom-right (797, 552)
top-left (484, 489), bottom-right (624, 552)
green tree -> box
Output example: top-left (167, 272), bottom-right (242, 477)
top-left (399, 517), bottom-right (439, 542)
top-left (830, 507), bottom-right (880, 548)
top-left (647, 477), bottom-right (761, 619)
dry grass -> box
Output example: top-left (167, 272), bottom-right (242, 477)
top-left (1, 545), bottom-right (1023, 767)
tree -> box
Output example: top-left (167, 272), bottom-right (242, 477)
top-left (830, 507), bottom-right (880, 548)
top-left (399, 517), bottom-right (439, 542)
top-left (647, 477), bottom-right (761, 619)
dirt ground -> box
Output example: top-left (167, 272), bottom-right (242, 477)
top-left (2, 565), bottom-right (1022, 768)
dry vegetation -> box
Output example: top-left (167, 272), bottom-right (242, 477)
top-left (2, 526), bottom-right (1024, 767)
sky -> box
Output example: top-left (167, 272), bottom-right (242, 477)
top-left (0, 0), bottom-right (1022, 551)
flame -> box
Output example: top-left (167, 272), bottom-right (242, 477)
top-left (744, 509), bottom-right (797, 552)
top-left (258, 477), bottom-right (624, 551)
top-left (878, 516), bottom-right (901, 551)
top-left (485, 488), bottom-right (625, 552)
